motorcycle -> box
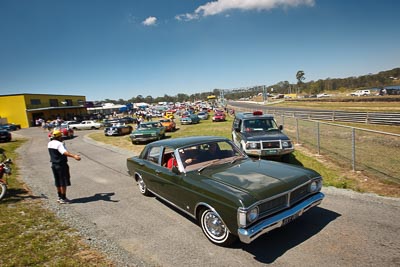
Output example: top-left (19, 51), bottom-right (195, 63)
top-left (0, 157), bottom-right (13, 201)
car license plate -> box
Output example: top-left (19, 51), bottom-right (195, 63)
top-left (263, 150), bottom-right (277, 155)
top-left (282, 211), bottom-right (301, 226)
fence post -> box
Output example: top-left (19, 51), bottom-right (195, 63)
top-left (317, 122), bottom-right (320, 155)
top-left (296, 118), bottom-right (300, 144)
top-left (352, 127), bottom-right (356, 171)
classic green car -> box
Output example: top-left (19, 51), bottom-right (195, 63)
top-left (129, 121), bottom-right (166, 144)
top-left (126, 136), bottom-right (324, 246)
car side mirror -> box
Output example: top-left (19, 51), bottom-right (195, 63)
top-left (171, 166), bottom-right (181, 174)
top-left (279, 125), bottom-right (283, 131)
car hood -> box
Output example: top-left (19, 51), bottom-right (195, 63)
top-left (242, 130), bottom-right (290, 141)
top-left (200, 159), bottom-right (318, 206)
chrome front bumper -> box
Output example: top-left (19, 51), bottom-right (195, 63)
top-left (238, 192), bottom-right (325, 244)
top-left (245, 147), bottom-right (294, 157)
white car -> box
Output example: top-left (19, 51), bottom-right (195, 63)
top-left (316, 93), bottom-right (331, 98)
top-left (70, 120), bottom-right (102, 130)
top-left (350, 90), bottom-right (370, 96)
top-left (61, 121), bottom-right (79, 128)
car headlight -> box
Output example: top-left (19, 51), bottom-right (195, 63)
top-left (238, 206), bottom-right (259, 227)
top-left (309, 179), bottom-right (322, 192)
top-left (282, 141), bottom-right (292, 148)
top-left (247, 207), bottom-right (259, 223)
top-left (246, 142), bottom-right (260, 149)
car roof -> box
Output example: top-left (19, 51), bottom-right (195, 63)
top-left (148, 136), bottom-right (229, 149)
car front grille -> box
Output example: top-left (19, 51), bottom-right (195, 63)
top-left (261, 141), bottom-right (281, 149)
top-left (134, 134), bottom-right (152, 138)
top-left (290, 184), bottom-right (310, 205)
top-left (258, 195), bottom-right (287, 215)
top-left (257, 183), bottom-right (311, 218)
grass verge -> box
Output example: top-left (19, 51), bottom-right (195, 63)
top-left (0, 139), bottom-right (113, 267)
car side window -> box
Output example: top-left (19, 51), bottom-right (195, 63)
top-left (233, 118), bottom-right (241, 131)
top-left (146, 146), bottom-right (161, 164)
top-left (162, 147), bottom-right (176, 169)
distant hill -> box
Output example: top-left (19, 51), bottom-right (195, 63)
top-left (223, 68), bottom-right (400, 100)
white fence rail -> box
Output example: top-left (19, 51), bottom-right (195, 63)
top-left (263, 109), bottom-right (400, 126)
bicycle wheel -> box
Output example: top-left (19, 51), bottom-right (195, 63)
top-left (0, 182), bottom-right (6, 200)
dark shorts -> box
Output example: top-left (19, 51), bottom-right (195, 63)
top-left (51, 163), bottom-right (71, 187)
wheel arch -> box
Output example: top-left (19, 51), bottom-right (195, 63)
top-left (133, 171), bottom-right (141, 182)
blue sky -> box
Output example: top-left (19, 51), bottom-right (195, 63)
top-left (0, 0), bottom-right (399, 101)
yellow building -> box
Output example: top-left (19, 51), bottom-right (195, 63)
top-left (0, 94), bottom-right (88, 128)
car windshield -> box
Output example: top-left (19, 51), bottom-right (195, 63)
top-left (140, 123), bottom-right (158, 129)
top-left (177, 140), bottom-right (245, 172)
top-left (243, 119), bottom-right (278, 132)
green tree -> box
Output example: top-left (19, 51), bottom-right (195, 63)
top-left (296, 70), bottom-right (305, 94)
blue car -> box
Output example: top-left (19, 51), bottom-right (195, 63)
top-left (180, 114), bottom-right (200, 125)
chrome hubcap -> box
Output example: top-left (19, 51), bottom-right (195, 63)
top-left (204, 212), bottom-right (226, 238)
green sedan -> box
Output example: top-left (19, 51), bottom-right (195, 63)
top-left (126, 136), bottom-right (324, 246)
top-left (129, 121), bottom-right (166, 144)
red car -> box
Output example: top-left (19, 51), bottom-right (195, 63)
top-left (48, 126), bottom-right (74, 139)
top-left (212, 112), bottom-right (226, 122)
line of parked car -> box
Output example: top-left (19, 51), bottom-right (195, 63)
top-left (43, 108), bottom-right (224, 143)
top-left (72, 108), bottom-right (222, 143)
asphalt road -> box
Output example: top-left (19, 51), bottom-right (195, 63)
top-left (14, 128), bottom-right (400, 267)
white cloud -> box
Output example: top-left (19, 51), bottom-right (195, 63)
top-left (142, 16), bottom-right (157, 26)
top-left (175, 0), bottom-right (315, 21)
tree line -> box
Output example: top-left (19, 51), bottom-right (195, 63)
top-left (99, 68), bottom-right (400, 104)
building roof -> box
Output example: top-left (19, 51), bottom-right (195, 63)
top-left (26, 106), bottom-right (86, 112)
top-left (0, 93), bottom-right (85, 97)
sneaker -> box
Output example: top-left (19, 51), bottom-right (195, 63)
top-left (63, 198), bottom-right (72, 203)
top-left (57, 198), bottom-right (69, 204)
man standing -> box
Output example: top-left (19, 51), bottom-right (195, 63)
top-left (48, 129), bottom-right (81, 204)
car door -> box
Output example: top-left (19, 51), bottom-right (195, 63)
top-left (138, 146), bottom-right (165, 193)
top-left (150, 147), bottom-right (186, 206)
top-left (81, 121), bottom-right (89, 130)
